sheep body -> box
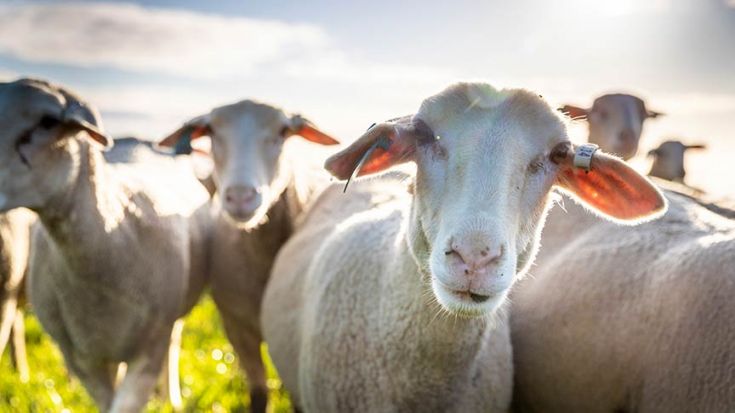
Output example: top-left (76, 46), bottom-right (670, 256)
top-left (159, 101), bottom-right (339, 412)
top-left (511, 191), bottom-right (735, 412)
top-left (0, 78), bottom-right (210, 412)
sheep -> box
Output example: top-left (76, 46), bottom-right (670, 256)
top-left (261, 82), bottom-right (667, 412)
top-left (0, 78), bottom-right (211, 412)
top-left (0, 208), bottom-right (35, 382)
top-left (561, 93), bottom-right (663, 160)
top-left (158, 99), bottom-right (339, 413)
top-left (511, 189), bottom-right (735, 413)
top-left (647, 139), bottom-right (706, 183)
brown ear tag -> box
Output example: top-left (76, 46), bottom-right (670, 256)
top-left (343, 134), bottom-right (392, 193)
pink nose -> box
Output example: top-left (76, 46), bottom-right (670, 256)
top-left (225, 185), bottom-right (257, 207)
top-left (445, 238), bottom-right (504, 277)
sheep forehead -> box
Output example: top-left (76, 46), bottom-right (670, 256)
top-left (660, 141), bottom-right (686, 150)
top-left (417, 83), bottom-right (567, 152)
top-left (594, 94), bottom-right (643, 112)
top-left (0, 81), bottom-right (62, 116)
top-left (0, 81), bottom-right (65, 143)
top-left (210, 100), bottom-right (287, 139)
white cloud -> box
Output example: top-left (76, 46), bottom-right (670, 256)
top-left (0, 68), bottom-right (18, 80)
top-left (0, 2), bottom-right (450, 84)
top-left (0, 2), bottom-right (328, 78)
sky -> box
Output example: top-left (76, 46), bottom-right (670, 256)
top-left (0, 0), bottom-right (733, 197)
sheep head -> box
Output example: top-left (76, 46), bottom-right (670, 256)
top-left (159, 100), bottom-right (338, 229)
top-left (0, 78), bottom-right (110, 211)
top-left (561, 93), bottom-right (663, 160)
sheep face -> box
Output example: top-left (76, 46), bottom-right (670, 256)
top-left (563, 94), bottom-right (662, 160)
top-left (326, 82), bottom-right (666, 318)
top-left (0, 79), bottom-right (110, 212)
top-left (412, 85), bottom-right (568, 316)
top-left (648, 140), bottom-right (706, 183)
top-left (159, 101), bottom-right (337, 229)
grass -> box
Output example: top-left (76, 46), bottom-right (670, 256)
top-left (0, 295), bottom-right (294, 412)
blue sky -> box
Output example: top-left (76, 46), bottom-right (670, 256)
top-left (0, 0), bottom-right (733, 195)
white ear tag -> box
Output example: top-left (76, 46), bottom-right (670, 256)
top-left (573, 143), bottom-right (598, 171)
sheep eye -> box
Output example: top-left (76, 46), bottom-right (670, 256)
top-left (412, 118), bottom-right (437, 146)
top-left (550, 142), bottom-right (571, 165)
top-left (528, 159), bottom-right (545, 174)
top-left (39, 115), bottom-right (60, 130)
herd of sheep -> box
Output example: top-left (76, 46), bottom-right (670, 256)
top-left (0, 77), bottom-right (733, 413)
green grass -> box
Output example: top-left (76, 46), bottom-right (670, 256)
top-left (0, 296), bottom-right (293, 412)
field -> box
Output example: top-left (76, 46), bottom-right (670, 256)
top-left (0, 296), bottom-right (293, 412)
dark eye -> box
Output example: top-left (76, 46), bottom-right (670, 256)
top-left (16, 130), bottom-right (32, 145)
top-left (279, 125), bottom-right (292, 137)
top-left (412, 118), bottom-right (437, 146)
top-left (550, 142), bottom-right (571, 165)
top-left (39, 115), bottom-right (60, 130)
top-left (528, 159), bottom-right (545, 174)
top-left (598, 110), bottom-right (608, 120)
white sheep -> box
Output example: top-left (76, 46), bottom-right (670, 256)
top-left (511, 189), bottom-right (735, 412)
top-left (0, 78), bottom-right (211, 412)
top-left (561, 93), bottom-right (663, 160)
top-left (647, 139), bottom-right (706, 184)
top-left (0, 208), bottom-right (35, 382)
top-left (159, 100), bottom-right (339, 413)
top-left (262, 82), bottom-right (667, 412)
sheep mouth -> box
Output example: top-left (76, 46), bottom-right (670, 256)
top-left (430, 279), bottom-right (503, 317)
top-left (449, 289), bottom-right (492, 304)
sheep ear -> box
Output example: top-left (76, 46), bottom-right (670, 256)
top-left (289, 115), bottom-right (339, 145)
top-left (158, 115), bottom-right (211, 155)
top-left (555, 144), bottom-right (667, 223)
top-left (61, 96), bottom-right (112, 149)
top-left (325, 115), bottom-right (417, 181)
top-left (559, 105), bottom-right (589, 120)
top-left (63, 112), bottom-right (112, 149)
top-left (646, 110), bottom-right (664, 119)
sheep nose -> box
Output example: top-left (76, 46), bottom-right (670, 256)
top-left (225, 185), bottom-right (257, 206)
top-left (619, 128), bottom-right (635, 144)
top-left (445, 238), bottom-right (504, 277)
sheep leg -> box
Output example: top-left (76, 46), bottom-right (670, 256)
top-left (109, 333), bottom-right (169, 413)
top-left (63, 352), bottom-right (116, 411)
top-left (161, 319), bottom-right (184, 411)
top-left (238, 336), bottom-right (268, 413)
top-left (0, 295), bottom-right (17, 361)
top-left (10, 308), bottom-right (29, 382)
top-left (221, 316), bottom-right (268, 413)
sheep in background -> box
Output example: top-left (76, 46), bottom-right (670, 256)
top-left (0, 78), bottom-right (211, 412)
top-left (647, 139), bottom-right (706, 183)
top-left (262, 82), bottom-right (666, 412)
top-left (0, 208), bottom-right (35, 382)
top-left (511, 189), bottom-right (735, 411)
top-left (561, 93), bottom-right (663, 159)
top-left (158, 100), bottom-right (339, 413)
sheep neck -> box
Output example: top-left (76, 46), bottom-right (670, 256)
top-left (35, 141), bottom-right (140, 271)
top-left (213, 177), bottom-right (306, 295)
top-left (370, 225), bottom-right (504, 405)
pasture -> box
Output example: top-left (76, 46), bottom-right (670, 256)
top-left (0, 296), bottom-right (293, 412)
